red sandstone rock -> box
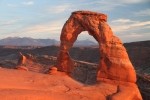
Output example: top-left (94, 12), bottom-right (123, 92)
top-left (17, 66), bottom-right (28, 71)
top-left (57, 11), bottom-right (136, 83)
top-left (0, 68), bottom-right (142, 100)
top-left (109, 85), bottom-right (142, 100)
top-left (16, 52), bottom-right (28, 71)
top-left (17, 52), bottom-right (27, 66)
top-left (49, 66), bottom-right (58, 74)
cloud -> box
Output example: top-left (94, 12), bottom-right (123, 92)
top-left (7, 4), bottom-right (17, 7)
top-left (22, 1), bottom-right (34, 6)
top-left (135, 9), bottom-right (150, 16)
top-left (110, 18), bottom-right (150, 32)
top-left (78, 0), bottom-right (149, 12)
top-left (7, 1), bottom-right (34, 7)
top-left (44, 0), bottom-right (149, 14)
top-left (118, 32), bottom-right (150, 42)
top-left (23, 20), bottom-right (64, 34)
top-left (0, 21), bottom-right (63, 39)
top-left (111, 19), bottom-right (136, 23)
top-left (0, 18), bottom-right (23, 39)
top-left (115, 0), bottom-right (149, 4)
top-left (0, 19), bottom-right (18, 26)
top-left (75, 1), bottom-right (124, 11)
top-left (24, 24), bottom-right (60, 33)
top-left (110, 18), bottom-right (150, 42)
top-left (47, 4), bottom-right (71, 14)
top-left (2, 19), bottom-right (65, 39)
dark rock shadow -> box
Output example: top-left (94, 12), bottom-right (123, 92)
top-left (70, 60), bottom-right (98, 85)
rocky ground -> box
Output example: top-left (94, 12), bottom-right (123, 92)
top-left (0, 67), bottom-right (142, 100)
top-left (0, 40), bottom-right (149, 99)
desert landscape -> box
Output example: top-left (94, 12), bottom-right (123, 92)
top-left (0, 41), bottom-right (150, 100)
top-left (0, 10), bottom-right (149, 100)
top-left (0, 0), bottom-right (150, 100)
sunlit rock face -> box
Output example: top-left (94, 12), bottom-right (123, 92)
top-left (17, 52), bottom-right (27, 66)
top-left (57, 11), bottom-right (136, 83)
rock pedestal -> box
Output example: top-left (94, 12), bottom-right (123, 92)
top-left (17, 52), bottom-right (27, 66)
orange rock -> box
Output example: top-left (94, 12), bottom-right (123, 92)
top-left (109, 85), bottom-right (142, 100)
top-left (57, 11), bottom-right (136, 83)
top-left (49, 66), bottom-right (58, 74)
top-left (16, 52), bottom-right (28, 71)
top-left (17, 52), bottom-right (27, 66)
top-left (17, 66), bottom-right (28, 71)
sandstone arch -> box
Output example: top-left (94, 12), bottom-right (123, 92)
top-left (57, 11), bottom-right (136, 83)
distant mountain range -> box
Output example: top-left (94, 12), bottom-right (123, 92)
top-left (0, 37), bottom-right (97, 46)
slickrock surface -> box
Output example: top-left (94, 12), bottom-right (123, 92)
top-left (0, 68), bottom-right (142, 100)
top-left (57, 11), bottom-right (136, 83)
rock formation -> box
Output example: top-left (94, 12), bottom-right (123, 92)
top-left (49, 66), bottom-right (58, 74)
top-left (17, 53), bottom-right (57, 73)
top-left (0, 68), bottom-right (142, 100)
top-left (57, 11), bottom-right (136, 83)
top-left (17, 52), bottom-right (27, 66)
top-left (17, 52), bottom-right (28, 71)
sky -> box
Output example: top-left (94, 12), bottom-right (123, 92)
top-left (0, 0), bottom-right (150, 43)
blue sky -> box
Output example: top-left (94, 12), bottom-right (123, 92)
top-left (0, 0), bottom-right (150, 42)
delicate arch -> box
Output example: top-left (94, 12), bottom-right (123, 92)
top-left (57, 11), bottom-right (136, 83)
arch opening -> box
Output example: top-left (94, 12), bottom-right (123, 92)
top-left (69, 31), bottom-right (99, 64)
